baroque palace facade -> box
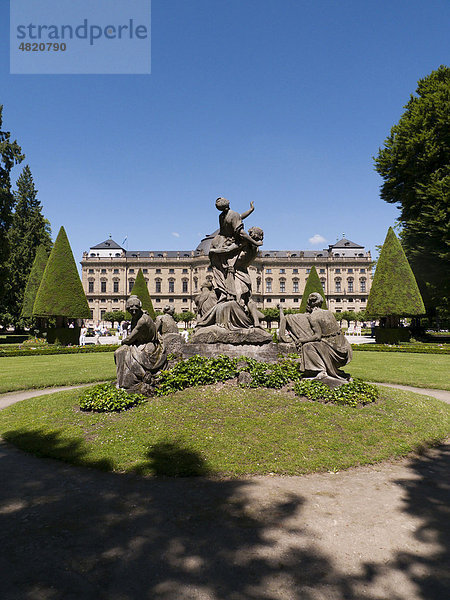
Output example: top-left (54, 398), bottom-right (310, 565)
top-left (81, 234), bottom-right (372, 322)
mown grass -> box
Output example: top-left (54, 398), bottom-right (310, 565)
top-left (0, 353), bottom-right (116, 393)
top-left (0, 384), bottom-right (448, 476)
top-left (346, 352), bottom-right (450, 390)
top-left (0, 350), bottom-right (449, 394)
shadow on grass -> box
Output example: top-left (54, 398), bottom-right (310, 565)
top-left (133, 439), bottom-right (212, 477)
top-left (2, 428), bottom-right (113, 471)
top-left (0, 428), bottom-right (448, 599)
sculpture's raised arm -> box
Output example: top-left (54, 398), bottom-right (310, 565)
top-left (240, 201), bottom-right (254, 220)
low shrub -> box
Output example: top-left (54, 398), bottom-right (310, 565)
top-left (155, 355), bottom-right (238, 395)
top-left (20, 337), bottom-right (48, 347)
top-left (294, 378), bottom-right (379, 407)
top-left (79, 383), bottom-right (146, 412)
top-left (239, 355), bottom-right (303, 388)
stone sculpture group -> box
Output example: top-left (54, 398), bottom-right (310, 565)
top-left (115, 198), bottom-right (353, 394)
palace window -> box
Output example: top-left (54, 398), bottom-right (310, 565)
top-left (279, 268), bottom-right (285, 274)
top-left (88, 281), bottom-right (94, 293)
top-left (306, 268), bottom-right (310, 274)
top-left (348, 277), bottom-right (354, 292)
top-left (266, 279), bottom-right (272, 293)
top-left (335, 268), bottom-right (341, 273)
top-left (335, 278), bottom-right (341, 292)
top-left (113, 268), bottom-right (119, 274)
top-left (293, 279), bottom-right (299, 293)
top-left (88, 268), bottom-right (94, 273)
top-left (101, 268), bottom-right (106, 273)
top-left (294, 297), bottom-right (299, 302)
top-left (348, 268), bottom-right (353, 274)
top-left (319, 268), bottom-right (325, 274)
top-left (156, 268), bottom-right (161, 274)
top-left (169, 268), bottom-right (175, 274)
top-left (129, 269), bottom-right (134, 274)
top-left (101, 281), bottom-right (106, 293)
top-left (360, 277), bottom-right (366, 292)
top-left (279, 279), bottom-right (286, 293)
top-left (182, 279), bottom-right (188, 293)
top-left (128, 279), bottom-right (134, 292)
top-left (113, 281), bottom-right (119, 293)
top-left (143, 269), bottom-right (148, 274)
top-left (293, 268), bottom-right (298, 274)
top-left (168, 280), bottom-right (175, 293)
top-left (266, 269), bottom-right (272, 274)
top-left (182, 268), bottom-right (188, 273)
top-left (155, 279), bottom-right (161, 293)
top-left (320, 278), bottom-right (326, 289)
top-left (279, 298), bottom-right (286, 303)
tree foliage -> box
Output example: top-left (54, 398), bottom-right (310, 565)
top-left (33, 226), bottom-right (90, 319)
top-left (7, 166), bottom-right (52, 323)
top-left (366, 227), bottom-right (425, 323)
top-left (175, 311), bottom-right (195, 327)
top-left (21, 245), bottom-right (48, 318)
top-left (102, 310), bottom-right (126, 325)
top-left (0, 105), bottom-right (24, 310)
top-left (299, 266), bottom-right (327, 313)
top-left (374, 65), bottom-right (450, 312)
top-left (130, 268), bottom-right (156, 319)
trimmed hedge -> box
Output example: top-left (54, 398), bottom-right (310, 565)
top-left (130, 269), bottom-right (156, 319)
top-left (299, 265), bottom-right (327, 312)
top-left (33, 226), bottom-right (90, 319)
top-left (366, 227), bottom-right (425, 318)
top-left (0, 344), bottom-right (119, 358)
top-left (21, 245), bottom-right (48, 318)
top-left (352, 344), bottom-right (449, 355)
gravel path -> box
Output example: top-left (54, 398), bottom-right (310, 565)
top-left (0, 383), bottom-right (449, 600)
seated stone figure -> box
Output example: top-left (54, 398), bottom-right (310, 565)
top-left (155, 304), bottom-right (179, 335)
top-left (114, 295), bottom-right (167, 394)
top-left (194, 281), bottom-right (217, 318)
top-left (278, 292), bottom-right (352, 385)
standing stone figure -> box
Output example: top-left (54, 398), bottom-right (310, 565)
top-left (278, 292), bottom-right (352, 385)
top-left (209, 198), bottom-right (263, 302)
top-left (114, 295), bottom-right (167, 394)
top-left (155, 305), bottom-right (179, 335)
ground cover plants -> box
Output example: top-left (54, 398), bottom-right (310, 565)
top-left (0, 385), bottom-right (448, 476)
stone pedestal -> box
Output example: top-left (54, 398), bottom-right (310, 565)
top-left (182, 341), bottom-right (296, 362)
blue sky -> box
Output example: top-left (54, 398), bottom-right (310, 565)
top-left (1, 0), bottom-right (449, 266)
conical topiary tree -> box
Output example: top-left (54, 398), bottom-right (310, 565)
top-left (299, 265), bottom-right (327, 312)
top-left (33, 226), bottom-right (90, 323)
top-left (20, 245), bottom-right (48, 321)
top-left (130, 268), bottom-right (156, 320)
top-left (366, 227), bottom-right (425, 328)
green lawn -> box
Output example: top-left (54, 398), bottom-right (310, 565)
top-left (347, 352), bottom-right (450, 390)
top-left (0, 353), bottom-right (116, 393)
top-left (0, 385), bottom-right (448, 476)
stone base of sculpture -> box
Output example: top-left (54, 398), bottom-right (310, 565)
top-left (190, 324), bottom-right (272, 345)
top-left (183, 340), bottom-right (293, 361)
top-left (161, 332), bottom-right (185, 356)
top-left (192, 300), bottom-right (272, 345)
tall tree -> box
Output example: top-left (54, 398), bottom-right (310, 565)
top-left (7, 165), bottom-right (52, 324)
top-left (374, 65), bottom-right (450, 314)
top-left (130, 269), bottom-right (156, 320)
top-left (0, 105), bottom-right (24, 317)
top-left (299, 266), bottom-right (327, 313)
top-left (366, 227), bottom-right (425, 327)
top-left (33, 226), bottom-right (90, 322)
